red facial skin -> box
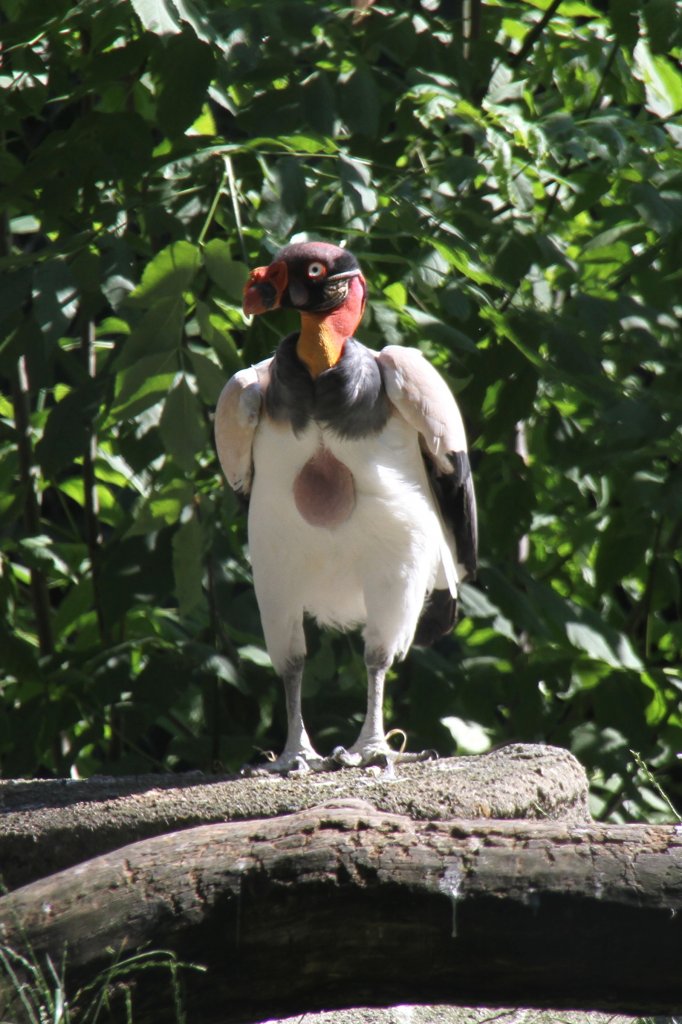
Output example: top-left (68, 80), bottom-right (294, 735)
top-left (242, 252), bottom-right (367, 377)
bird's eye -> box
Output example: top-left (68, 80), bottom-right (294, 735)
top-left (307, 261), bottom-right (327, 279)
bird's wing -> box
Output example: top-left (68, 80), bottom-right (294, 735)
top-left (378, 345), bottom-right (478, 581)
top-left (214, 357), bottom-right (272, 497)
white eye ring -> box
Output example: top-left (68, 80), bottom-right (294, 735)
top-left (307, 261), bottom-right (326, 279)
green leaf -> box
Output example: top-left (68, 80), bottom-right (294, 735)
top-left (403, 306), bottom-right (478, 353)
top-left (53, 578), bottom-right (95, 639)
top-left (275, 133), bottom-right (338, 155)
top-left (153, 32), bottom-right (215, 137)
top-left (36, 381), bottom-right (102, 478)
top-left (238, 645), bottom-right (272, 668)
top-left (172, 514), bottom-right (205, 616)
top-left (18, 535), bottom-right (71, 578)
top-left (31, 258), bottom-right (79, 345)
top-left (302, 71), bottom-right (337, 136)
top-left (340, 65), bottom-right (380, 138)
top-left (274, 156), bottom-right (308, 215)
top-left (110, 352), bottom-right (179, 421)
top-left (339, 156), bottom-right (377, 214)
top-left (159, 376), bottom-right (208, 471)
top-left (632, 183), bottom-right (682, 236)
top-left (113, 296), bottom-right (185, 370)
top-left (195, 300), bottom-right (243, 371)
top-left (127, 480), bottom-right (193, 536)
top-left (430, 239), bottom-right (504, 288)
top-left (188, 644), bottom-right (239, 685)
top-left (608, 0), bottom-right (640, 49)
top-left (595, 513), bottom-right (646, 592)
top-left (129, 242), bottom-right (201, 307)
top-left (642, 0), bottom-right (682, 54)
top-left (130, 0), bottom-right (181, 35)
top-left (187, 349), bottom-right (227, 405)
top-left (441, 716), bottom-right (492, 755)
top-left (0, 625), bottom-right (41, 684)
top-left (203, 241), bottom-right (249, 303)
top-left (634, 39), bottom-right (682, 119)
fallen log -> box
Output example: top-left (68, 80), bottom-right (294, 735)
top-left (0, 744), bottom-right (589, 889)
top-left (1, 798), bottom-right (680, 1024)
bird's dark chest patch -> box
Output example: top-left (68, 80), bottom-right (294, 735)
top-left (293, 448), bottom-right (356, 528)
top-left (266, 335), bottom-right (390, 438)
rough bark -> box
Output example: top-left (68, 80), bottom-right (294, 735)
top-left (267, 1010), bottom-right (636, 1024)
top-left (1, 798), bottom-right (681, 1024)
top-left (0, 744), bottom-right (589, 890)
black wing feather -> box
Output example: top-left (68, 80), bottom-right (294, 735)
top-left (445, 450), bottom-right (478, 580)
top-left (414, 449), bottom-right (478, 647)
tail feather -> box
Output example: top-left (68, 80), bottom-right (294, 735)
top-left (414, 589), bottom-right (457, 647)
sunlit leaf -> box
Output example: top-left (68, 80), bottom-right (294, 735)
top-left (110, 353), bottom-right (179, 421)
top-left (129, 242), bottom-right (201, 306)
top-left (203, 241), bottom-right (249, 302)
top-left (441, 716), bottom-right (492, 755)
top-left (634, 39), bottom-right (682, 120)
top-left (130, 0), bottom-right (181, 35)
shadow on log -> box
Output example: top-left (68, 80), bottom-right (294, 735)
top-left (1, 795), bottom-right (681, 1024)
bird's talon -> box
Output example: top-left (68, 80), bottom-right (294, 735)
top-left (402, 748), bottom-right (439, 764)
top-left (240, 748), bottom-right (331, 776)
top-left (332, 745), bottom-right (393, 770)
top-left (329, 744), bottom-right (439, 771)
top-left (331, 746), bottom-right (362, 768)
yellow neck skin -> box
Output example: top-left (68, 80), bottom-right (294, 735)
top-left (296, 313), bottom-right (345, 378)
top-left (294, 275), bottom-right (366, 378)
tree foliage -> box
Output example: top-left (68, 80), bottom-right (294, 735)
top-left (1, 0), bottom-right (681, 818)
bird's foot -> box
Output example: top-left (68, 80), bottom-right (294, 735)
top-left (332, 731), bottom-right (438, 772)
top-left (241, 746), bottom-right (332, 776)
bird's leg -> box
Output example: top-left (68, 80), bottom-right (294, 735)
top-left (334, 647), bottom-right (438, 770)
top-left (281, 656), bottom-right (322, 764)
top-left (248, 657), bottom-right (326, 774)
top-left (352, 648), bottom-right (390, 755)
top-left (333, 648), bottom-right (392, 767)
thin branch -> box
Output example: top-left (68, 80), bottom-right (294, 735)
top-left (2, 204), bottom-right (53, 656)
top-left (625, 517), bottom-right (663, 655)
top-left (462, 0), bottom-right (481, 62)
top-left (10, 355), bottom-right (54, 658)
top-left (197, 160), bottom-right (228, 249)
top-left (80, 314), bottom-right (109, 646)
top-left (509, 0), bottom-right (563, 69)
top-left (225, 155), bottom-right (248, 264)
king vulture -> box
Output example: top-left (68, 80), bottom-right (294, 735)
top-left (215, 241), bottom-right (477, 772)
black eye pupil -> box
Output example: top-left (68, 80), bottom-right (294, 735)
top-left (309, 262), bottom-right (324, 277)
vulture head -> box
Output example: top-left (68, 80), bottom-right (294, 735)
top-left (243, 241), bottom-right (367, 319)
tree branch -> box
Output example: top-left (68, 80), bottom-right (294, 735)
top-left (80, 314), bottom-right (109, 646)
top-left (10, 356), bottom-right (54, 657)
top-left (1, 800), bottom-right (681, 1024)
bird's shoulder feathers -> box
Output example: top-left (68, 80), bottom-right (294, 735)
top-left (214, 357), bottom-right (272, 496)
top-left (377, 345), bottom-right (467, 470)
top-left (377, 345), bottom-right (478, 580)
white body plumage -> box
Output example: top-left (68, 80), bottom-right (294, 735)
top-left (247, 410), bottom-right (459, 674)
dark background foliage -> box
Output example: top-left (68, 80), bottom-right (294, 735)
top-left (1, 0), bottom-right (681, 820)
